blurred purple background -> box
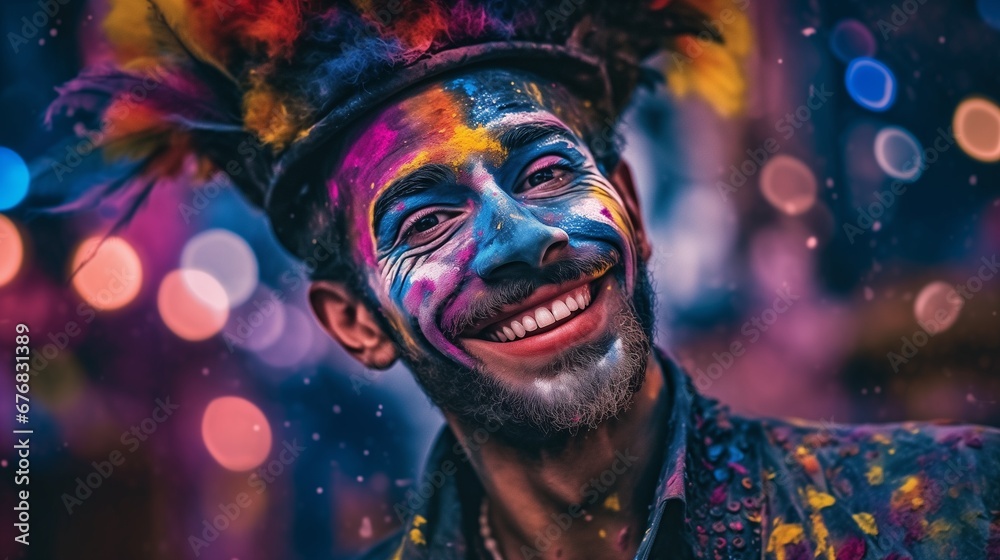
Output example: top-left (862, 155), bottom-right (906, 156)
top-left (1, 0), bottom-right (998, 559)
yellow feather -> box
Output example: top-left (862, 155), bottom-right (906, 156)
top-left (666, 0), bottom-right (752, 117)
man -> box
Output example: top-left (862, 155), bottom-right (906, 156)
top-left (40, 0), bottom-right (999, 558)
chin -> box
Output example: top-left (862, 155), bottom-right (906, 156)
top-left (461, 273), bottom-right (651, 440)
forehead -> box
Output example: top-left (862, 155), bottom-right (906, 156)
top-left (332, 68), bottom-right (595, 190)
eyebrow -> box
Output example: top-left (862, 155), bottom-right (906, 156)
top-left (498, 122), bottom-right (579, 153)
top-left (372, 163), bottom-right (456, 240)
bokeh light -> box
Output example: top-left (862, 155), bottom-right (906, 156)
top-left (223, 287), bottom-right (286, 351)
top-left (0, 147), bottom-right (29, 210)
top-left (0, 214), bottom-right (24, 287)
top-left (953, 97), bottom-right (1000, 162)
top-left (845, 58), bottom-right (897, 112)
top-left (874, 126), bottom-right (924, 182)
top-left (157, 269), bottom-right (229, 341)
top-left (759, 155), bottom-right (818, 215)
top-left (914, 281), bottom-right (963, 334)
top-left (181, 229), bottom-right (259, 307)
top-left (829, 19), bottom-right (876, 63)
top-left (257, 306), bottom-right (315, 368)
top-left (979, 0), bottom-right (1000, 30)
top-left (201, 396), bottom-right (272, 471)
top-left (71, 236), bottom-right (144, 311)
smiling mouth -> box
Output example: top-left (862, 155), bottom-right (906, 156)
top-left (466, 280), bottom-right (599, 343)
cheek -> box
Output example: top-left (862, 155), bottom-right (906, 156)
top-left (379, 233), bottom-right (480, 361)
top-left (555, 192), bottom-right (633, 242)
top-left (557, 190), bottom-right (639, 289)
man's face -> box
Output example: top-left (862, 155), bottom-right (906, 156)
top-left (326, 68), bottom-right (654, 442)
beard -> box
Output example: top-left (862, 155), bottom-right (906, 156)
top-left (390, 258), bottom-right (656, 447)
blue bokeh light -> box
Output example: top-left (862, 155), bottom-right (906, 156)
top-left (830, 19), bottom-right (876, 64)
top-left (0, 147), bottom-right (30, 210)
top-left (845, 57), bottom-right (897, 112)
top-left (979, 0), bottom-right (1000, 30)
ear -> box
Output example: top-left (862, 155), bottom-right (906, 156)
top-left (608, 159), bottom-right (652, 261)
top-left (309, 281), bottom-right (398, 369)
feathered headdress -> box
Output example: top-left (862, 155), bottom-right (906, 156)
top-left (35, 0), bottom-right (751, 258)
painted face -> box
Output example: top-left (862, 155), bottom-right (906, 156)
top-left (330, 68), bottom-right (653, 440)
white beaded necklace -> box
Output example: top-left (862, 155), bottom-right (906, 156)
top-left (479, 497), bottom-right (505, 560)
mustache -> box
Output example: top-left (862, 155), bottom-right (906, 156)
top-left (440, 251), bottom-right (618, 339)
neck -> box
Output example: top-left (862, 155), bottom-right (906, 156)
top-left (449, 355), bottom-right (669, 560)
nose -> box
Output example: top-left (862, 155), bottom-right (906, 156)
top-left (472, 203), bottom-right (569, 282)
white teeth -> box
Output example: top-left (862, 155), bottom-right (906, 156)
top-left (551, 300), bottom-right (570, 320)
top-left (483, 285), bottom-right (596, 342)
top-left (535, 307), bottom-right (555, 328)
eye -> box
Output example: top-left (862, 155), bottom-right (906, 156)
top-left (518, 157), bottom-right (574, 194)
top-left (527, 168), bottom-right (561, 187)
top-left (399, 209), bottom-right (460, 245)
top-left (412, 214), bottom-right (440, 232)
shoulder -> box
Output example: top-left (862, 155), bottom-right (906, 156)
top-left (749, 416), bottom-right (1000, 559)
top-left (756, 417), bottom-right (1000, 497)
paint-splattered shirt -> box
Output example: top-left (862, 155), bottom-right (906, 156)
top-left (360, 352), bottom-right (1000, 560)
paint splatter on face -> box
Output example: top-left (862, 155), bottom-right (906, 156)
top-left (329, 68), bottom-right (654, 442)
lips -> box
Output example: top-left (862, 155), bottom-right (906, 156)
top-left (458, 273), bottom-right (615, 364)
top-left (461, 274), bottom-right (602, 342)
